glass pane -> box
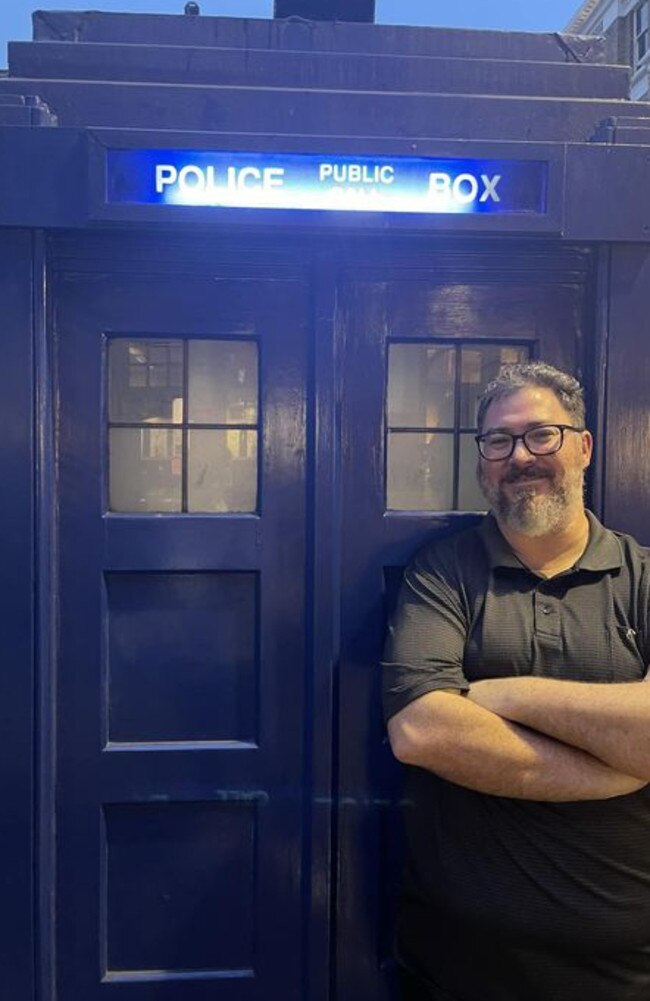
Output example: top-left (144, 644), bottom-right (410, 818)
top-left (459, 344), bottom-right (530, 428)
top-left (188, 430), bottom-right (257, 513)
top-left (109, 339), bottom-right (184, 424)
top-left (387, 432), bottom-right (453, 511)
top-left (188, 341), bottom-right (258, 425)
top-left (458, 433), bottom-right (488, 512)
top-left (387, 345), bottom-right (455, 429)
top-left (109, 428), bottom-right (182, 512)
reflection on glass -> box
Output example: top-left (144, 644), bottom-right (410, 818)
top-left (387, 345), bottom-right (455, 429)
top-left (188, 430), bottom-right (257, 513)
top-left (460, 345), bottom-right (530, 427)
top-left (108, 339), bottom-right (183, 423)
top-left (458, 433), bottom-right (487, 512)
top-left (387, 433), bottom-right (453, 511)
top-left (109, 427), bottom-right (182, 512)
top-left (188, 341), bottom-right (258, 425)
top-left (108, 337), bottom-right (261, 515)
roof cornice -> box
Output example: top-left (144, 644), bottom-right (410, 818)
top-left (565, 0), bottom-right (602, 33)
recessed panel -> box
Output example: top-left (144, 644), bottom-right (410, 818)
top-left (106, 572), bottom-right (257, 743)
top-left (104, 802), bottom-right (255, 974)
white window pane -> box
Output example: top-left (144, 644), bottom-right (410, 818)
top-left (387, 432), bottom-right (453, 511)
top-left (458, 433), bottom-right (488, 512)
top-left (109, 339), bottom-right (184, 423)
top-left (109, 428), bottom-right (182, 512)
top-left (387, 345), bottom-right (455, 428)
top-left (188, 430), bottom-right (257, 513)
top-left (460, 344), bottom-right (530, 428)
top-left (188, 341), bottom-right (258, 425)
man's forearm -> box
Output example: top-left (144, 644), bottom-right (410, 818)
top-left (388, 691), bottom-right (645, 801)
top-left (469, 676), bottom-right (650, 782)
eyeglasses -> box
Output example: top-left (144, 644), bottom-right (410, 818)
top-left (475, 423), bottom-right (585, 461)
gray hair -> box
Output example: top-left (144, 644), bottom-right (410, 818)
top-left (476, 361), bottom-right (586, 432)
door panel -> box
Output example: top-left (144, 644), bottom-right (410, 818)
top-left (336, 270), bottom-right (588, 1001)
top-left (55, 272), bottom-right (309, 1000)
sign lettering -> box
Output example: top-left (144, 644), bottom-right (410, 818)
top-left (107, 150), bottom-right (547, 216)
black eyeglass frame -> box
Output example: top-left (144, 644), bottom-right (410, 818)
top-left (475, 423), bottom-right (586, 461)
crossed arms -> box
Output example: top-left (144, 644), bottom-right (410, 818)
top-left (385, 543), bottom-right (650, 802)
top-left (388, 680), bottom-right (649, 802)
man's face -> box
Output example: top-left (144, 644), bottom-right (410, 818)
top-left (477, 386), bottom-right (593, 537)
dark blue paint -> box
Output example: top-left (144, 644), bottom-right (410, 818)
top-left (0, 231), bottom-right (35, 1001)
top-left (104, 801), bottom-right (256, 975)
top-left (8, 40), bottom-right (630, 100)
top-left (30, 10), bottom-right (606, 63)
top-left (54, 270), bottom-right (310, 1000)
top-left (105, 572), bottom-right (258, 744)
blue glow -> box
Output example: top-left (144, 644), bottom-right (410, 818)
top-left (106, 149), bottom-right (547, 216)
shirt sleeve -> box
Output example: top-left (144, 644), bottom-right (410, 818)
top-left (382, 548), bottom-right (470, 722)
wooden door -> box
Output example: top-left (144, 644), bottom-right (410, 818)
top-left (54, 266), bottom-right (310, 1001)
top-left (335, 247), bottom-right (591, 1000)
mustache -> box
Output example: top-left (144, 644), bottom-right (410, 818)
top-left (502, 466), bottom-right (552, 484)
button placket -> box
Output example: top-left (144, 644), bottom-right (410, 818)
top-left (533, 589), bottom-right (561, 637)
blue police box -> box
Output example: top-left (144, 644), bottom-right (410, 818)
top-left (1, 4), bottom-right (650, 1000)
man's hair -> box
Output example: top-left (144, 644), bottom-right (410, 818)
top-left (476, 361), bottom-right (586, 432)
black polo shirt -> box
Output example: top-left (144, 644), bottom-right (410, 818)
top-left (383, 512), bottom-right (650, 1001)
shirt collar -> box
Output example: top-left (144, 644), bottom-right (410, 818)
top-left (479, 510), bottom-right (623, 573)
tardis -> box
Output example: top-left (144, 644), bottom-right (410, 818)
top-left (2, 3), bottom-right (650, 999)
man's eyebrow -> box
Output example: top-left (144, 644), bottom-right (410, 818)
top-left (482, 421), bottom-right (551, 434)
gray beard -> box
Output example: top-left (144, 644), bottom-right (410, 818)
top-left (479, 468), bottom-right (584, 538)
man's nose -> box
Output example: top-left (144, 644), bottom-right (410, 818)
top-left (509, 438), bottom-right (536, 463)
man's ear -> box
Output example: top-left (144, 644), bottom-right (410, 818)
top-left (581, 429), bottom-right (594, 467)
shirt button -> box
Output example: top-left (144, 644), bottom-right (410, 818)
top-left (541, 605), bottom-right (553, 614)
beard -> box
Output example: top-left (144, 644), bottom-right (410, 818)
top-left (478, 461), bottom-right (585, 538)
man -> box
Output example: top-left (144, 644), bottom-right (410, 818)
top-left (383, 361), bottom-right (650, 1001)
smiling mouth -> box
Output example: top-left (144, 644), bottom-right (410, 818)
top-left (506, 475), bottom-right (550, 488)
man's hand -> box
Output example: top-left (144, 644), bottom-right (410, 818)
top-left (468, 676), bottom-right (650, 783)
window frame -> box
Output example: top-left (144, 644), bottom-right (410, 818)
top-left (634, 1), bottom-right (649, 68)
top-left (106, 334), bottom-right (260, 514)
top-left (385, 338), bottom-right (533, 513)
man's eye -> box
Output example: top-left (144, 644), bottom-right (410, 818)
top-left (528, 427), bottom-right (557, 444)
top-left (485, 435), bottom-right (511, 449)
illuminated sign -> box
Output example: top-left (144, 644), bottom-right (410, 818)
top-left (106, 149), bottom-right (547, 216)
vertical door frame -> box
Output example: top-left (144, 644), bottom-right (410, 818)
top-left (0, 229), bottom-right (39, 1001)
top-left (601, 241), bottom-right (650, 541)
top-left (308, 248), bottom-right (341, 1001)
top-left (35, 230), bottom-right (58, 1001)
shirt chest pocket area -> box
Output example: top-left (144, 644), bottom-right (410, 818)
top-left (607, 623), bottom-right (647, 682)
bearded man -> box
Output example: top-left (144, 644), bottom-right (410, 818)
top-left (383, 361), bottom-right (650, 1001)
